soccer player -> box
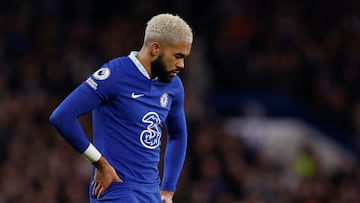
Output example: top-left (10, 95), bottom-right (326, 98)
top-left (49, 13), bottom-right (192, 203)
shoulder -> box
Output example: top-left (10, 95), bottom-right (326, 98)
top-left (87, 56), bottom-right (130, 88)
top-left (84, 57), bottom-right (131, 96)
top-left (96, 56), bottom-right (133, 79)
top-left (106, 56), bottom-right (132, 72)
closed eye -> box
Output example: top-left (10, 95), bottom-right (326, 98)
top-left (175, 53), bottom-right (186, 59)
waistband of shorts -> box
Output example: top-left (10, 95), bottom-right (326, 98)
top-left (91, 181), bottom-right (161, 193)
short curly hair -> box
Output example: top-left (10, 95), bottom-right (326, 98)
top-left (144, 13), bottom-right (193, 44)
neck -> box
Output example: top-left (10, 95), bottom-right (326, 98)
top-left (136, 48), bottom-right (153, 78)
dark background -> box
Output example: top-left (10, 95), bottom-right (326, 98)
top-left (0, 0), bottom-right (359, 202)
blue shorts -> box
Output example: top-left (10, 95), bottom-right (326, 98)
top-left (89, 181), bottom-right (162, 203)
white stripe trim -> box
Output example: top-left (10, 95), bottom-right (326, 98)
top-left (128, 51), bottom-right (151, 79)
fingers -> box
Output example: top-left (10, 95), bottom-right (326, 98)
top-left (92, 180), bottom-right (104, 199)
top-left (161, 198), bottom-right (173, 203)
top-left (91, 165), bottom-right (122, 199)
top-left (160, 190), bottom-right (174, 203)
top-left (97, 187), bottom-right (104, 199)
top-left (161, 196), bottom-right (173, 203)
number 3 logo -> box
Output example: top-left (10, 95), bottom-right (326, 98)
top-left (140, 112), bottom-right (162, 149)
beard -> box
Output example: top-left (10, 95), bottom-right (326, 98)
top-left (151, 55), bottom-right (172, 83)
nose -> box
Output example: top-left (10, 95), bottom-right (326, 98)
top-left (176, 59), bottom-right (185, 69)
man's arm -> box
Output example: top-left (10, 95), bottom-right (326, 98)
top-left (161, 112), bottom-right (187, 193)
top-left (49, 84), bottom-right (121, 198)
top-left (49, 85), bottom-right (100, 154)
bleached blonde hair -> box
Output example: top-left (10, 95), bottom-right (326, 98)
top-left (144, 13), bottom-right (193, 44)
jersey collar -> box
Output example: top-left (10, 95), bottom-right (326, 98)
top-left (129, 51), bottom-right (153, 80)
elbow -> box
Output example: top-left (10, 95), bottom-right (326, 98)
top-left (49, 110), bottom-right (58, 127)
top-left (49, 108), bottom-right (63, 128)
top-left (49, 111), bottom-right (56, 125)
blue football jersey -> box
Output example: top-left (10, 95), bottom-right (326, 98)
top-left (50, 52), bottom-right (187, 195)
top-left (83, 52), bottom-right (186, 185)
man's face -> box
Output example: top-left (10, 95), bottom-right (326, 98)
top-left (151, 41), bottom-right (192, 83)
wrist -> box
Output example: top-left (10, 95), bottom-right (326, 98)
top-left (92, 156), bottom-right (109, 169)
top-left (81, 143), bottom-right (102, 163)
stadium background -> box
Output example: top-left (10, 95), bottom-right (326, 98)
top-left (0, 0), bottom-right (359, 202)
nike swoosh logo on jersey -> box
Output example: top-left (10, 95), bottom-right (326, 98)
top-left (131, 92), bottom-right (144, 99)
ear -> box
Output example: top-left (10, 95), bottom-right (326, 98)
top-left (150, 42), bottom-right (160, 56)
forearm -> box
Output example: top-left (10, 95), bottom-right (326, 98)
top-left (161, 132), bottom-right (187, 192)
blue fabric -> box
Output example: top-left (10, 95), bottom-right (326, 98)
top-left (49, 54), bottom-right (188, 197)
top-left (49, 86), bottom-right (100, 152)
top-left (89, 182), bottom-right (162, 203)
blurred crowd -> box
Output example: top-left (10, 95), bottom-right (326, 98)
top-left (0, 0), bottom-right (360, 202)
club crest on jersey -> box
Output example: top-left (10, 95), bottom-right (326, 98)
top-left (160, 93), bottom-right (168, 108)
top-left (93, 67), bottom-right (111, 80)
